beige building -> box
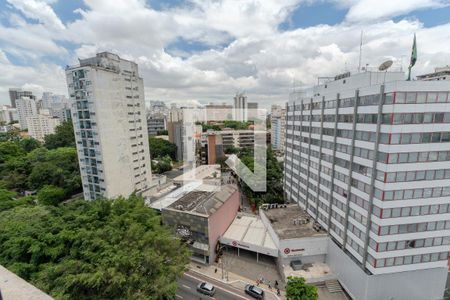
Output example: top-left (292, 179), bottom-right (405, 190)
top-left (27, 109), bottom-right (61, 141)
top-left (66, 52), bottom-right (152, 201)
top-left (15, 96), bottom-right (38, 130)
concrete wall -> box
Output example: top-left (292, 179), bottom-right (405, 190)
top-left (327, 239), bottom-right (448, 300)
top-left (208, 188), bottom-right (240, 263)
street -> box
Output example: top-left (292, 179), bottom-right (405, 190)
top-left (176, 271), bottom-right (254, 300)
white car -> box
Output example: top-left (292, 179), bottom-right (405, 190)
top-left (197, 282), bottom-right (216, 296)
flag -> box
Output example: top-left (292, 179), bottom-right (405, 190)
top-left (407, 34), bottom-right (417, 80)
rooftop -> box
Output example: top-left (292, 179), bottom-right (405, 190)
top-left (221, 214), bottom-right (278, 256)
top-left (167, 184), bottom-right (238, 216)
top-left (261, 204), bottom-right (326, 240)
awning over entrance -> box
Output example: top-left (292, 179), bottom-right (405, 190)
top-left (220, 215), bottom-right (278, 257)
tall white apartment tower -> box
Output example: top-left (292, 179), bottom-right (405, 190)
top-left (271, 105), bottom-right (286, 152)
top-left (234, 92), bottom-right (247, 121)
top-left (284, 71), bottom-right (450, 300)
top-left (66, 52), bottom-right (152, 201)
top-left (16, 96), bottom-right (38, 130)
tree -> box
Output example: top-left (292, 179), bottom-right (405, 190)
top-left (239, 148), bottom-right (284, 206)
top-left (37, 185), bottom-right (66, 205)
top-left (0, 141), bottom-right (24, 163)
top-left (44, 121), bottom-right (75, 149)
top-left (224, 145), bottom-right (238, 154)
top-left (151, 155), bottom-right (173, 174)
top-left (0, 189), bottom-right (34, 212)
top-left (19, 138), bottom-right (41, 152)
top-left (149, 137), bottom-right (177, 160)
top-left (0, 196), bottom-right (190, 299)
top-left (286, 277), bottom-right (318, 300)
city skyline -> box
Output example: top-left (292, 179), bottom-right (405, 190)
top-left (1, 0), bottom-right (450, 108)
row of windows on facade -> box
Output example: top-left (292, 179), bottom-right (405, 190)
top-left (367, 251), bottom-right (448, 269)
top-left (287, 129), bottom-right (450, 146)
top-left (288, 163), bottom-right (450, 209)
top-left (311, 174), bottom-right (450, 221)
top-left (287, 91), bottom-right (450, 111)
top-left (287, 140), bottom-right (450, 165)
top-left (289, 111), bottom-right (450, 125)
top-left (370, 235), bottom-right (450, 253)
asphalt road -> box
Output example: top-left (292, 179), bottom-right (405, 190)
top-left (176, 271), bottom-right (254, 300)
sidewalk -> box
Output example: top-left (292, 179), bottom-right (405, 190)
top-left (190, 262), bottom-right (285, 300)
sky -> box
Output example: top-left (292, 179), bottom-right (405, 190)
top-left (1, 0), bottom-right (450, 108)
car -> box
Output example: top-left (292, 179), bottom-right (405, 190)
top-left (245, 284), bottom-right (264, 299)
top-left (196, 282), bottom-right (216, 296)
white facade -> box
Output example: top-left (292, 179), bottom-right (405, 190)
top-left (27, 109), bottom-right (61, 141)
top-left (15, 96), bottom-right (38, 130)
top-left (271, 105), bottom-right (286, 152)
top-left (234, 93), bottom-right (247, 121)
top-left (0, 105), bottom-right (18, 124)
top-left (284, 71), bottom-right (450, 300)
top-left (66, 52), bottom-right (152, 201)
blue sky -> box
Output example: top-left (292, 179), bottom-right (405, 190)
top-left (1, 0), bottom-right (450, 107)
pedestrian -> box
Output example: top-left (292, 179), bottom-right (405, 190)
top-left (277, 288), bottom-right (281, 296)
top-left (256, 279), bottom-right (260, 286)
top-left (275, 280), bottom-right (279, 288)
top-left (268, 284), bottom-right (272, 290)
top-left (214, 268), bottom-right (217, 273)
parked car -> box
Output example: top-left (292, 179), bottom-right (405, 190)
top-left (245, 284), bottom-right (264, 299)
top-left (197, 282), bottom-right (216, 296)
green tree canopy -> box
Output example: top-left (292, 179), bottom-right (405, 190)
top-left (44, 121), bottom-right (75, 149)
top-left (286, 277), bottom-right (318, 300)
top-left (239, 147), bottom-right (284, 205)
top-left (0, 141), bottom-right (24, 163)
top-left (151, 155), bottom-right (173, 174)
top-left (149, 137), bottom-right (177, 160)
top-left (37, 185), bottom-right (66, 206)
top-left (0, 196), bottom-right (190, 299)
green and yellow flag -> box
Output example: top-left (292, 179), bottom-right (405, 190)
top-left (407, 34), bottom-right (417, 81)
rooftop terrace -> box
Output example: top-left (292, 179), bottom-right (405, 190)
top-left (262, 204), bottom-right (327, 240)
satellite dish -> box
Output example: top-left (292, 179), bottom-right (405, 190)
top-left (379, 60), bottom-right (393, 71)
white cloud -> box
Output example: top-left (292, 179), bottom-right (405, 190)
top-left (0, 0), bottom-right (450, 108)
top-left (345, 0), bottom-right (450, 23)
top-left (6, 0), bottom-right (66, 30)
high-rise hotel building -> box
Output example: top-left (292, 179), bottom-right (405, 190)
top-left (66, 52), bottom-right (152, 201)
top-left (284, 70), bottom-right (450, 300)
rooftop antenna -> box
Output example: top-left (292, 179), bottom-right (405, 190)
top-left (358, 30), bottom-right (363, 73)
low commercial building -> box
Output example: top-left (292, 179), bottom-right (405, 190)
top-left (161, 184), bottom-right (240, 264)
top-left (221, 204), bottom-right (330, 282)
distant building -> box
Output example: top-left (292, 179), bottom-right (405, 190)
top-left (8, 88), bottom-right (35, 108)
top-left (15, 96), bottom-right (38, 130)
top-left (199, 133), bottom-right (224, 165)
top-left (205, 103), bottom-right (233, 120)
top-left (168, 120), bottom-right (184, 161)
top-left (271, 105), bottom-right (286, 152)
top-left (66, 52), bottom-right (152, 201)
top-left (234, 93), bottom-right (247, 121)
top-left (147, 113), bottom-right (166, 136)
top-left (27, 109), bottom-right (61, 141)
top-left (41, 92), bottom-right (71, 122)
top-left (417, 66), bottom-right (450, 81)
top-left (0, 105), bottom-right (18, 124)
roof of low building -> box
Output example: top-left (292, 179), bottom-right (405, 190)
top-left (262, 204), bottom-right (327, 240)
top-left (166, 184), bottom-right (238, 216)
